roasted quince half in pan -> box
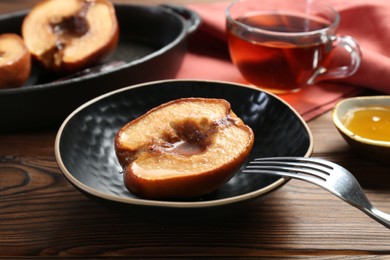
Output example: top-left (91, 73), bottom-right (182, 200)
top-left (0, 33), bottom-right (31, 89)
top-left (22, 0), bottom-right (119, 74)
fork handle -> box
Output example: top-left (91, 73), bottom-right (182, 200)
top-left (366, 207), bottom-right (390, 229)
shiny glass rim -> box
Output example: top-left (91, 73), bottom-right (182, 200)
top-left (226, 0), bottom-right (340, 38)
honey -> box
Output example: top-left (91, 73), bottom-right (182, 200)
top-left (343, 105), bottom-right (390, 142)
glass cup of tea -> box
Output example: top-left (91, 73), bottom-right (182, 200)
top-left (226, 0), bottom-right (362, 94)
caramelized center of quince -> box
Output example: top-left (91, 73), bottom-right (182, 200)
top-left (50, 1), bottom-right (91, 39)
top-left (147, 117), bottom-right (219, 157)
top-left (44, 0), bottom-right (92, 68)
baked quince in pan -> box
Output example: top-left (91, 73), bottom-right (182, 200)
top-left (22, 0), bottom-right (119, 74)
top-left (0, 33), bottom-right (31, 89)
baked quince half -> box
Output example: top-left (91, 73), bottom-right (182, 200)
top-left (22, 0), bottom-right (119, 74)
top-left (0, 33), bottom-right (31, 89)
top-left (115, 98), bottom-right (255, 199)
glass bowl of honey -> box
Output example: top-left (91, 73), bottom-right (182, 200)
top-left (332, 96), bottom-right (390, 162)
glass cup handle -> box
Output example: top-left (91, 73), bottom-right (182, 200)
top-left (309, 35), bottom-right (362, 84)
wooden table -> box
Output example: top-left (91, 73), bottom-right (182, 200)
top-left (1, 1), bottom-right (390, 258)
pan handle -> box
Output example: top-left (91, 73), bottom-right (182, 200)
top-left (160, 4), bottom-right (201, 34)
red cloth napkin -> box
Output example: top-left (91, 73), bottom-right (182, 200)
top-left (175, 0), bottom-right (390, 121)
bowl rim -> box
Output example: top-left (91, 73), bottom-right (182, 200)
top-left (55, 79), bottom-right (314, 208)
top-left (332, 95), bottom-right (390, 148)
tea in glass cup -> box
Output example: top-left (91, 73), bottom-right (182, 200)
top-left (226, 0), bottom-right (361, 94)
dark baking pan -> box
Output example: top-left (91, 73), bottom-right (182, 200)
top-left (0, 4), bottom-right (200, 133)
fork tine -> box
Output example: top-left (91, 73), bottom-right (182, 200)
top-left (253, 157), bottom-right (334, 171)
top-left (247, 157), bottom-right (332, 178)
top-left (243, 166), bottom-right (330, 184)
top-left (243, 157), bottom-right (336, 184)
top-left (242, 167), bottom-right (327, 185)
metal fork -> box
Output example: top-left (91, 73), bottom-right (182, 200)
top-left (243, 157), bottom-right (390, 229)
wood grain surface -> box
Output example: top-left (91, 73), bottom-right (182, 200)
top-left (1, 0), bottom-right (390, 258)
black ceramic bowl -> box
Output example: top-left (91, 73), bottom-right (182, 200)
top-left (0, 4), bottom-right (200, 133)
top-left (55, 80), bottom-right (313, 208)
